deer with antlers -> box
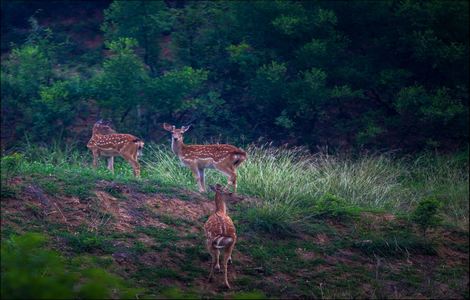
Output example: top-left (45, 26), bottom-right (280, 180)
top-left (163, 123), bottom-right (247, 193)
top-left (87, 120), bottom-right (144, 177)
top-left (204, 184), bottom-right (240, 289)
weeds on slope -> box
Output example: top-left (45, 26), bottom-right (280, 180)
top-left (143, 143), bottom-right (468, 231)
top-left (2, 143), bottom-right (468, 232)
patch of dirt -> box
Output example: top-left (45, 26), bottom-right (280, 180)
top-left (2, 179), bottom-right (257, 239)
top-left (1, 184), bottom-right (90, 231)
top-left (324, 248), bottom-right (366, 266)
top-left (145, 196), bottom-right (214, 222)
top-left (436, 245), bottom-right (468, 264)
top-left (295, 247), bottom-right (317, 261)
top-left (2, 182), bottom-right (215, 236)
top-left (325, 219), bottom-right (351, 235)
top-left (95, 191), bottom-right (136, 232)
top-left (360, 212), bottom-right (398, 227)
top-left (7, 176), bottom-right (24, 186)
top-left (138, 252), bottom-right (162, 266)
top-left (93, 180), bottom-right (218, 233)
top-left (314, 233), bottom-right (330, 245)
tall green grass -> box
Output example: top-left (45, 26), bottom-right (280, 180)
top-left (143, 144), bottom-right (468, 229)
top-left (2, 143), bottom-right (468, 230)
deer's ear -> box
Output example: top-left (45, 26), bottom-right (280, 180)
top-left (181, 125), bottom-right (191, 133)
top-left (209, 185), bottom-right (217, 192)
top-left (163, 123), bottom-right (174, 132)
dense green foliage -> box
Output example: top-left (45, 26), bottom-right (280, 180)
top-left (1, 232), bottom-right (139, 299)
top-left (1, 0), bottom-right (468, 151)
top-left (411, 197), bottom-right (442, 236)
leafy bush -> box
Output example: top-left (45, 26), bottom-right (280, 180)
top-left (1, 233), bottom-right (139, 299)
top-left (1, 153), bottom-right (24, 198)
top-left (411, 197), bottom-right (442, 236)
top-left (313, 193), bottom-right (355, 219)
top-left (1, 153), bottom-right (23, 180)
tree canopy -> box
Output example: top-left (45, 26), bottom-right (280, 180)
top-left (1, 0), bottom-right (468, 152)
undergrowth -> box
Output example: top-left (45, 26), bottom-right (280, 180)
top-left (143, 143), bottom-right (468, 230)
top-left (2, 143), bottom-right (469, 232)
top-left (0, 232), bottom-right (140, 299)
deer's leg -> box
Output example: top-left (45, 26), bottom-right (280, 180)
top-left (92, 150), bottom-right (99, 168)
top-left (122, 153), bottom-right (141, 177)
top-left (207, 244), bottom-right (216, 282)
top-left (229, 170), bottom-right (237, 193)
top-left (223, 246), bottom-right (233, 289)
top-left (107, 156), bottom-right (114, 174)
top-left (225, 238), bottom-right (237, 286)
top-left (128, 159), bottom-right (140, 177)
top-left (190, 165), bottom-right (205, 192)
top-left (217, 165), bottom-right (237, 192)
top-left (215, 248), bottom-right (221, 272)
top-left (198, 168), bottom-right (206, 192)
top-left (228, 237), bottom-right (236, 265)
top-left (132, 160), bottom-right (141, 177)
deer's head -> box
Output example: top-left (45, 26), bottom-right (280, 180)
top-left (93, 120), bottom-right (116, 135)
top-left (209, 184), bottom-right (242, 204)
top-left (163, 123), bottom-right (191, 142)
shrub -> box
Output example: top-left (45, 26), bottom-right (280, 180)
top-left (1, 233), bottom-right (139, 299)
top-left (1, 153), bottom-right (23, 180)
top-left (313, 193), bottom-right (354, 219)
top-left (411, 197), bottom-right (442, 236)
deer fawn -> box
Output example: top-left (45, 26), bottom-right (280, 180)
top-left (163, 123), bottom-right (247, 192)
top-left (204, 184), bottom-right (240, 289)
top-left (87, 120), bottom-right (144, 177)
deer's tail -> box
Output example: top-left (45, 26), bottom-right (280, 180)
top-left (232, 150), bottom-right (247, 167)
top-left (212, 236), bottom-right (234, 249)
top-left (134, 139), bottom-right (144, 156)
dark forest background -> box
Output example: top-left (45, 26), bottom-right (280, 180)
top-left (1, 0), bottom-right (469, 153)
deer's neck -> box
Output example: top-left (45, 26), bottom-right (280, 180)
top-left (215, 194), bottom-right (227, 215)
top-left (171, 138), bottom-right (185, 157)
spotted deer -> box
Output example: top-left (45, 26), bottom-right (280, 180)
top-left (204, 184), bottom-right (240, 289)
top-left (163, 123), bottom-right (247, 192)
top-left (87, 120), bottom-right (144, 177)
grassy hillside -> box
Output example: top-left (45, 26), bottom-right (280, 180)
top-left (1, 144), bottom-right (469, 298)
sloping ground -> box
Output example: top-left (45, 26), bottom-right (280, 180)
top-left (1, 177), bottom-right (469, 299)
